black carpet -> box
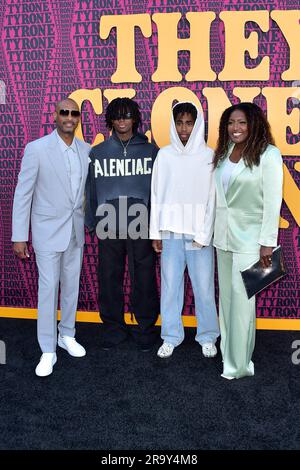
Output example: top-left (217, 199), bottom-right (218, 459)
top-left (0, 317), bottom-right (300, 451)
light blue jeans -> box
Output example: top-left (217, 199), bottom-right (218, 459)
top-left (160, 233), bottom-right (220, 346)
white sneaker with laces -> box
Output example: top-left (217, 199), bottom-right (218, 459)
top-left (202, 342), bottom-right (217, 358)
top-left (35, 353), bottom-right (57, 377)
top-left (157, 342), bottom-right (175, 358)
top-left (58, 334), bottom-right (86, 357)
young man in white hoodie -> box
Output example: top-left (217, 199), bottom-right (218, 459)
top-left (150, 102), bottom-right (219, 358)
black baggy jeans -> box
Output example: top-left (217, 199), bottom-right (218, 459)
top-left (98, 237), bottom-right (159, 346)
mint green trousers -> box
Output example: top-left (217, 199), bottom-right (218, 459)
top-left (217, 249), bottom-right (259, 379)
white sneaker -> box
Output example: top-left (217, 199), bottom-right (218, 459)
top-left (202, 342), bottom-right (217, 358)
top-left (58, 334), bottom-right (86, 357)
top-left (221, 373), bottom-right (235, 380)
top-left (35, 353), bottom-right (57, 377)
top-left (157, 342), bottom-right (175, 358)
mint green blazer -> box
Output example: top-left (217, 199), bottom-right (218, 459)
top-left (213, 144), bottom-right (283, 254)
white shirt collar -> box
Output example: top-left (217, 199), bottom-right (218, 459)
top-left (55, 129), bottom-right (77, 153)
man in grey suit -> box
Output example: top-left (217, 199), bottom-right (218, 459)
top-left (12, 98), bottom-right (90, 377)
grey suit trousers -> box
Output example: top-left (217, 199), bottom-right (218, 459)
top-left (35, 229), bottom-right (83, 352)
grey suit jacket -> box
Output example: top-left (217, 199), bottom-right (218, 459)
top-left (12, 130), bottom-right (90, 252)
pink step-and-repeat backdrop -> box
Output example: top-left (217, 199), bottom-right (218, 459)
top-left (0, 0), bottom-right (299, 322)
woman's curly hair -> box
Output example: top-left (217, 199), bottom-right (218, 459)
top-left (213, 102), bottom-right (275, 168)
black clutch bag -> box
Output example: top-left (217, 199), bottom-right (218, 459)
top-left (240, 246), bottom-right (287, 299)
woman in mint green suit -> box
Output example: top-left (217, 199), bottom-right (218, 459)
top-left (213, 103), bottom-right (283, 380)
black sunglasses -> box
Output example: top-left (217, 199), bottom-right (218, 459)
top-left (113, 112), bottom-right (133, 120)
top-left (59, 109), bottom-right (81, 117)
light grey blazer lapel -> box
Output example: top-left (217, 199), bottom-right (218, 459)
top-left (74, 138), bottom-right (88, 206)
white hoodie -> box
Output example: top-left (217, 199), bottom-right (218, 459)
top-left (150, 103), bottom-right (215, 245)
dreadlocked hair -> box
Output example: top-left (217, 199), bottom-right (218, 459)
top-left (213, 102), bottom-right (275, 169)
top-left (105, 98), bottom-right (141, 133)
